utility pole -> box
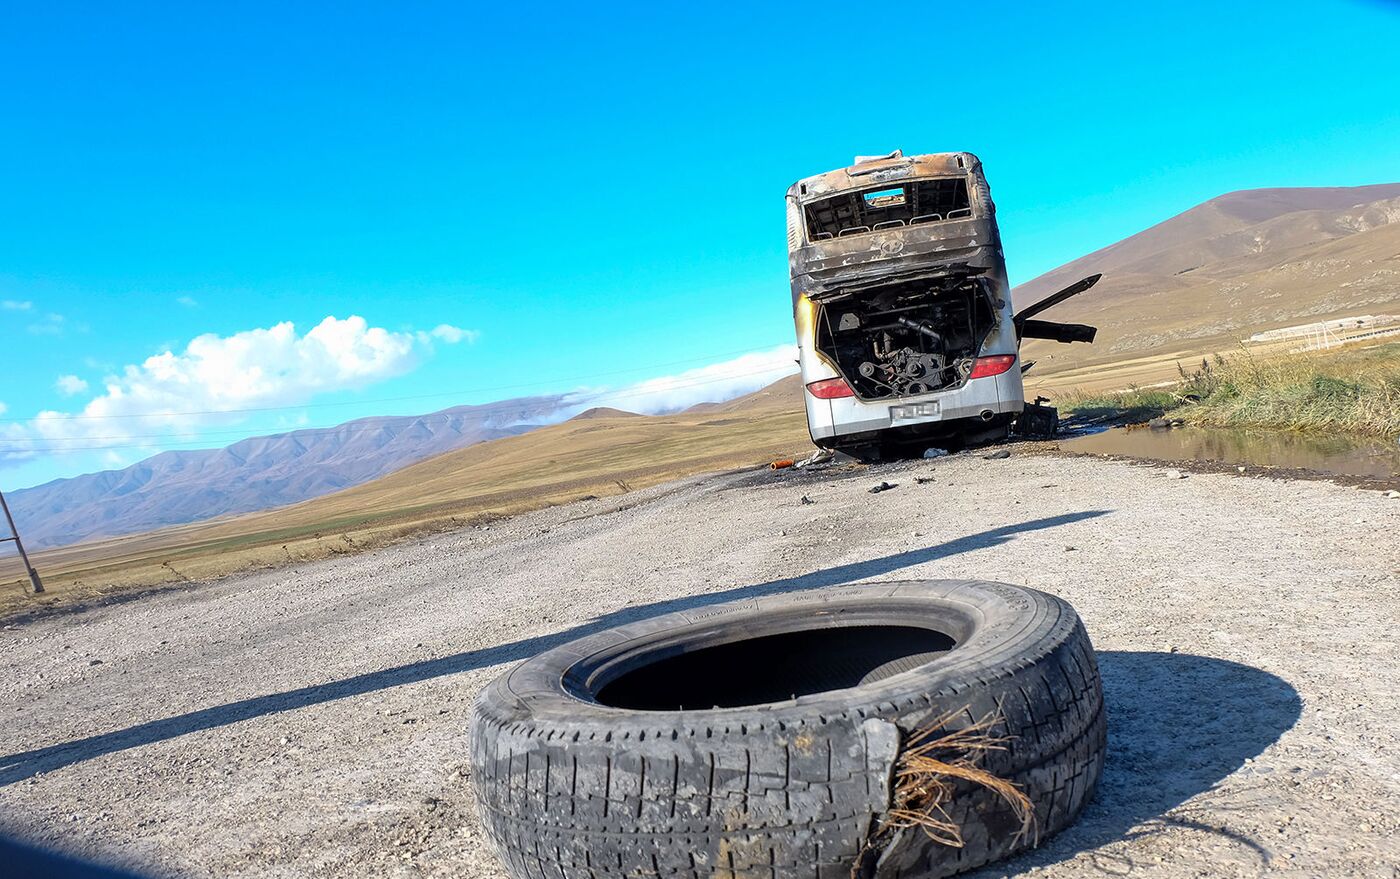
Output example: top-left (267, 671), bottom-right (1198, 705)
top-left (0, 489), bottom-right (42, 594)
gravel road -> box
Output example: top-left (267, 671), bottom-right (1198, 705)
top-left (1, 453), bottom-right (1398, 878)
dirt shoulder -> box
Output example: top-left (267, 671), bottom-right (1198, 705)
top-left (1, 455), bottom-right (1397, 878)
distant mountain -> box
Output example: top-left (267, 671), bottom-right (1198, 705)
top-left (569, 407), bottom-right (640, 420)
top-left (7, 395), bottom-right (566, 549)
top-left (1014, 184), bottom-right (1400, 371)
top-left (706, 373), bottom-right (803, 414)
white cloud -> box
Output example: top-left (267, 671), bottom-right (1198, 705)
top-left (2, 329), bottom-right (789, 475)
top-left (0, 421), bottom-right (33, 463)
top-left (416, 324), bottom-right (478, 345)
top-left (2, 300), bottom-right (33, 311)
top-left (559, 345), bottom-right (799, 417)
top-left (55, 375), bottom-right (89, 396)
top-left (27, 313), bottom-right (65, 335)
top-left (2, 315), bottom-right (476, 463)
top-left (0, 401), bottom-right (7, 415)
top-left (177, 296), bottom-right (198, 308)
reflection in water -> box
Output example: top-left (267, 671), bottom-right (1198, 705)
top-left (1062, 424), bottom-right (1400, 480)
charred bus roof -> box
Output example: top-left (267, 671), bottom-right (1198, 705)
top-left (786, 151), bottom-right (982, 204)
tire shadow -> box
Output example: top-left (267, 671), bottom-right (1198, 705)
top-left (973, 650), bottom-right (1302, 876)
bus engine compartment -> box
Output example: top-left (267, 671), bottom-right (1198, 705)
top-left (813, 271), bottom-right (998, 400)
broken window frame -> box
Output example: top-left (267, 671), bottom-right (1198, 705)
top-left (801, 178), bottom-right (974, 244)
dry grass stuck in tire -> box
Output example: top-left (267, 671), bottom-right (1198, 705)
top-left (857, 708), bottom-right (1036, 874)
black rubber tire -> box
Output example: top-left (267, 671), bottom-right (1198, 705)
top-left (470, 580), bottom-right (1105, 879)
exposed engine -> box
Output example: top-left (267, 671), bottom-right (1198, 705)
top-left (814, 274), bottom-right (997, 399)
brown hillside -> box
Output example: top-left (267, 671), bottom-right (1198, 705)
top-left (1017, 186), bottom-right (1400, 375)
top-left (1015, 184), bottom-right (1400, 306)
top-left (569, 406), bottom-right (640, 420)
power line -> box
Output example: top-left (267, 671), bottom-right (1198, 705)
top-left (0, 363), bottom-right (799, 455)
top-left (0, 344), bottom-right (791, 423)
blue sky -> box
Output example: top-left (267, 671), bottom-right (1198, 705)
top-left (3, 0), bottom-right (1399, 490)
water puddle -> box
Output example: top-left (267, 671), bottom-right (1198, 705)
top-left (1059, 424), bottom-right (1400, 481)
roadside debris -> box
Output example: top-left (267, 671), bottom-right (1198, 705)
top-left (914, 475), bottom-right (937, 484)
top-left (869, 481), bottom-right (898, 494)
top-left (770, 459), bottom-right (795, 470)
top-left (923, 448), bottom-right (947, 459)
top-left (1164, 469), bottom-right (1188, 479)
top-left (984, 449), bottom-right (1011, 460)
top-left (1015, 397), bottom-right (1059, 439)
top-left (471, 580), bottom-right (1102, 879)
top-left (1384, 490), bottom-right (1400, 499)
top-left (800, 495), bottom-right (816, 505)
top-left (795, 449), bottom-right (837, 469)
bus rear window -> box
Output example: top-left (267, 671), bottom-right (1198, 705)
top-left (805, 179), bottom-right (971, 240)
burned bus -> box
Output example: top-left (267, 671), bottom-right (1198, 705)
top-left (787, 150), bottom-right (1099, 458)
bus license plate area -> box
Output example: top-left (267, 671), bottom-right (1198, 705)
top-left (890, 402), bottom-right (940, 423)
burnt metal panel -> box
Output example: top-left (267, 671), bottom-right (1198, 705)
top-left (1018, 319), bottom-right (1098, 344)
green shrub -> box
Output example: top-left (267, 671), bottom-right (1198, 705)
top-left (1060, 343), bottom-right (1400, 438)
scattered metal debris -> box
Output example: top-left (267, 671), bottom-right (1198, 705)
top-left (795, 449), bottom-right (837, 469)
top-left (1014, 396), bottom-right (1059, 439)
top-left (869, 481), bottom-right (898, 494)
top-left (914, 475), bottom-right (937, 484)
top-left (800, 495), bottom-right (816, 505)
top-left (770, 459), bottom-right (796, 470)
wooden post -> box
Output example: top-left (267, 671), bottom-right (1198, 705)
top-left (0, 489), bottom-right (43, 594)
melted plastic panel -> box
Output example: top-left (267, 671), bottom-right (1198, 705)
top-left (814, 276), bottom-right (997, 399)
top-left (594, 625), bottom-right (955, 710)
top-left (804, 179), bottom-right (971, 239)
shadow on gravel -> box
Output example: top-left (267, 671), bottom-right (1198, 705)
top-left (972, 651), bottom-right (1302, 876)
top-left (0, 511), bottom-right (1110, 786)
